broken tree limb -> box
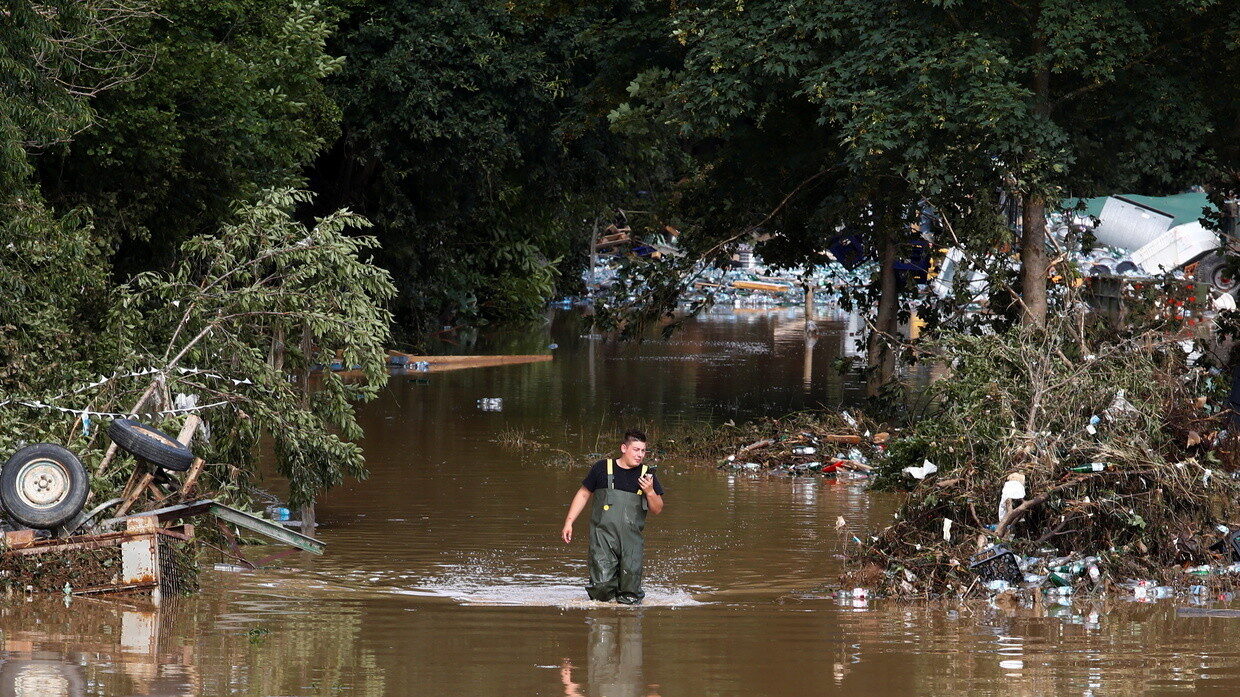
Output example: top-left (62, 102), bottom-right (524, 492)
top-left (736, 439), bottom-right (775, 455)
top-left (994, 473), bottom-right (1102, 537)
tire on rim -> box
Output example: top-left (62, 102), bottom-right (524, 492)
top-left (0, 444), bottom-right (90, 529)
top-left (1194, 253), bottom-right (1238, 294)
top-left (106, 419), bottom-right (195, 471)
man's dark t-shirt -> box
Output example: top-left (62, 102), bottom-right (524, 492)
top-left (582, 459), bottom-right (665, 496)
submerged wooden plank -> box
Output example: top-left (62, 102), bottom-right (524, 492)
top-left (388, 352), bottom-right (553, 367)
top-left (730, 280), bottom-right (793, 293)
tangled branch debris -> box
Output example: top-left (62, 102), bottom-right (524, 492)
top-left (847, 303), bottom-right (1240, 598)
top-left (662, 411), bottom-right (890, 476)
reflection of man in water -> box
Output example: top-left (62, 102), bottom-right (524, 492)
top-left (560, 615), bottom-right (660, 697)
top-left (561, 430), bottom-right (665, 604)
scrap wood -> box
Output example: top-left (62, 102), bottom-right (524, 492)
top-left (386, 352), bottom-right (553, 372)
top-left (730, 280), bottom-right (793, 293)
top-left (179, 458), bottom-right (206, 499)
top-left (737, 439), bottom-right (775, 455)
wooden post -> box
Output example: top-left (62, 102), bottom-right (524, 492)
top-left (298, 324), bottom-right (317, 536)
top-left (587, 217), bottom-right (599, 297)
top-left (179, 459), bottom-right (205, 498)
top-left (300, 502), bottom-right (316, 536)
top-left (804, 282), bottom-right (815, 329)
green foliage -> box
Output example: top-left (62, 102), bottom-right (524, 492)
top-left (0, 0), bottom-right (150, 193)
top-left (317, 0), bottom-right (675, 336)
top-left (0, 189), bottom-right (394, 507)
top-left (36, 0), bottom-right (342, 272)
top-left (0, 199), bottom-right (118, 457)
top-left (111, 189), bottom-right (395, 505)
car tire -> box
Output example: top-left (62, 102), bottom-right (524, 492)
top-left (0, 444), bottom-right (90, 529)
top-left (1194, 253), bottom-right (1238, 294)
top-left (107, 419), bottom-right (195, 472)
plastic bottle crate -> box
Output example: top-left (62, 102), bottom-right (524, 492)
top-left (969, 546), bottom-right (1023, 585)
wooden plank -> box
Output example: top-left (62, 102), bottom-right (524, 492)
top-left (420, 359), bottom-right (550, 374)
top-left (6, 532), bottom-right (133, 556)
top-left (3, 529), bottom-right (35, 548)
top-left (175, 416), bottom-right (202, 445)
top-left (115, 472), bottom-right (154, 517)
top-left (387, 352), bottom-right (552, 365)
top-left (731, 280), bottom-right (793, 293)
top-left (179, 458), bottom-right (205, 498)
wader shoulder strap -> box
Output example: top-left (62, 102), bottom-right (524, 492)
top-left (606, 459), bottom-right (614, 489)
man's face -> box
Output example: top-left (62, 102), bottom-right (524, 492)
top-left (620, 439), bottom-right (646, 465)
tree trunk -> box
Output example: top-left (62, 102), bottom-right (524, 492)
top-left (803, 282), bottom-right (815, 330)
top-left (1019, 194), bottom-right (1048, 325)
top-left (297, 323), bottom-right (317, 530)
top-left (867, 218), bottom-right (899, 397)
top-left (269, 325), bottom-right (285, 374)
top-left (1019, 39), bottom-right (1052, 326)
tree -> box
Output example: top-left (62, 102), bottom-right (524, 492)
top-left (35, 0), bottom-right (342, 275)
top-left (601, 0), bottom-right (1218, 395)
top-left (311, 0), bottom-right (677, 338)
top-left (106, 189), bottom-right (394, 505)
top-left (902, 0), bottom-right (1215, 324)
top-left (0, 0), bottom-right (153, 452)
top-left (602, 0), bottom-right (1024, 393)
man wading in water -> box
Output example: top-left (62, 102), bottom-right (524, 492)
top-left (561, 430), bottom-right (665, 604)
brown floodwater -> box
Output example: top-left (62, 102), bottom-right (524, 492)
top-left (3, 309), bottom-right (1240, 696)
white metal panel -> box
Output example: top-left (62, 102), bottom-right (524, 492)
top-left (1132, 222), bottom-right (1220, 273)
top-left (1093, 196), bottom-right (1175, 251)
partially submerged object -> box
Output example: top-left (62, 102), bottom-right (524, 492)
top-left (0, 516), bottom-right (196, 599)
top-left (386, 352), bottom-right (553, 373)
top-left (102, 499), bottom-right (324, 555)
top-left (0, 415), bottom-right (325, 600)
top-left (0, 499), bottom-right (324, 601)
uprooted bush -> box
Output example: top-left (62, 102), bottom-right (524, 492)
top-left (849, 309), bottom-right (1239, 597)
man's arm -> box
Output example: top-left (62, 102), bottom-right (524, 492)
top-left (561, 486), bottom-right (592, 543)
top-left (639, 475), bottom-right (664, 515)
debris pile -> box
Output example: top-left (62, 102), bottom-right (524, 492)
top-left (665, 411), bottom-right (890, 477)
top-left (846, 308), bottom-right (1240, 598)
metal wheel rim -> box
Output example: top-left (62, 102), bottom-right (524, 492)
top-left (15, 458), bottom-right (70, 509)
top-left (1213, 266), bottom-right (1237, 292)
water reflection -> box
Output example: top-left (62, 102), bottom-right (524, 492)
top-left (0, 598), bottom-right (195, 696)
top-left (561, 613), bottom-right (659, 697)
top-left (0, 590), bottom-right (389, 697)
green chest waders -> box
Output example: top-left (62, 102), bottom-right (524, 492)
top-left (585, 460), bottom-right (648, 602)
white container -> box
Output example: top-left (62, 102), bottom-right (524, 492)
top-left (1093, 196), bottom-right (1175, 250)
top-left (1132, 221), bottom-right (1219, 274)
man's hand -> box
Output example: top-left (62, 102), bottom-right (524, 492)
top-left (562, 486), bottom-right (592, 543)
top-left (638, 474), bottom-right (655, 494)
